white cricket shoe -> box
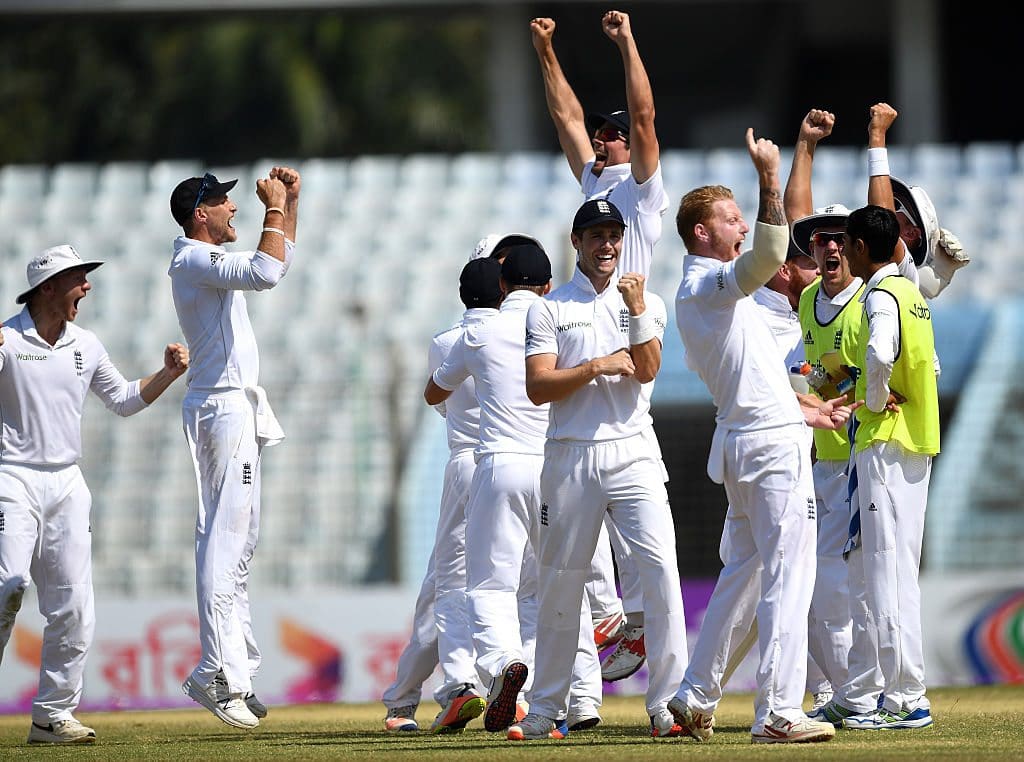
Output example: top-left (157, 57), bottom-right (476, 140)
top-left (28, 717), bottom-right (96, 744)
top-left (600, 624), bottom-right (645, 681)
top-left (183, 674), bottom-right (259, 729)
top-left (751, 712), bottom-right (835, 744)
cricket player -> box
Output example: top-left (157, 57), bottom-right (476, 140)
top-left (168, 166), bottom-right (299, 729)
top-left (511, 198), bottom-right (687, 741)
top-left (840, 204), bottom-right (939, 730)
top-left (383, 236), bottom-right (527, 733)
top-left (669, 128), bottom-right (846, 745)
top-left (427, 245), bottom-right (556, 733)
top-left (0, 244), bottom-right (189, 744)
top-left (531, 9), bottom-right (669, 674)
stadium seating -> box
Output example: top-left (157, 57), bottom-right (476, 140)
top-left (1, 142), bottom-right (1021, 592)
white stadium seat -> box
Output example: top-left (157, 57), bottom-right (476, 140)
top-left (3, 147), bottom-right (1020, 593)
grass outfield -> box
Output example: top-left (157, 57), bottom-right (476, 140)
top-left (2, 686), bottom-right (1023, 760)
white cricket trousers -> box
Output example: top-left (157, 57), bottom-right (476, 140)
top-left (586, 518), bottom-right (644, 619)
top-left (183, 392), bottom-right (263, 694)
top-left (465, 452), bottom-right (540, 693)
top-left (530, 429), bottom-right (687, 720)
top-left (430, 448), bottom-right (479, 700)
top-left (808, 458), bottom-right (854, 699)
top-left (0, 463), bottom-right (94, 725)
top-left (676, 423), bottom-right (816, 732)
top-left (852, 440), bottom-right (932, 714)
top-left (382, 553), bottom-right (439, 709)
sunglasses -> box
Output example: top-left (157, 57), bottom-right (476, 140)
top-left (192, 172), bottom-right (217, 213)
top-left (811, 231), bottom-right (846, 248)
top-left (593, 126), bottom-right (627, 143)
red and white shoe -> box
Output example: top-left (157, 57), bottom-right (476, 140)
top-left (593, 611), bottom-right (626, 649)
top-left (383, 704), bottom-right (418, 732)
top-left (751, 713), bottom-right (836, 744)
top-left (650, 709), bottom-right (684, 738)
top-left (601, 624), bottom-right (645, 681)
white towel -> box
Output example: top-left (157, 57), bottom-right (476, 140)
top-left (706, 423), bottom-right (727, 485)
top-left (245, 386), bottom-right (285, 447)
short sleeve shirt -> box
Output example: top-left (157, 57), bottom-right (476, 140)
top-left (0, 308), bottom-right (144, 466)
top-left (581, 160), bottom-right (669, 278)
top-left (435, 292), bottom-right (548, 457)
top-left (428, 307), bottom-right (495, 454)
top-left (526, 268), bottom-right (666, 442)
top-left (675, 254), bottom-right (803, 432)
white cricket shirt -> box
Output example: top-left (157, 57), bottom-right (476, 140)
top-left (751, 285), bottom-right (804, 370)
top-left (675, 239), bottom-right (804, 434)
top-left (0, 308), bottom-right (147, 466)
top-left (434, 291), bottom-right (548, 458)
top-left (581, 160), bottom-right (669, 278)
top-left (525, 268), bottom-right (666, 443)
top-left (428, 307), bottom-right (496, 454)
top-left (168, 236), bottom-right (293, 393)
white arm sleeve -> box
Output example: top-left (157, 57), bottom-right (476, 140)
top-left (734, 222), bottom-right (789, 296)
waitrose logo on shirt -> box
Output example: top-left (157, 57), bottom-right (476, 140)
top-left (17, 353), bottom-right (48, 361)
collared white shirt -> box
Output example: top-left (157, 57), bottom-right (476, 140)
top-left (526, 268), bottom-right (665, 443)
top-left (434, 291), bottom-right (548, 458)
top-left (751, 285), bottom-right (804, 370)
top-left (581, 160), bottom-right (669, 278)
top-left (168, 235), bottom-right (293, 393)
top-left (428, 307), bottom-right (496, 454)
top-left (812, 249), bottom-right (917, 324)
top-left (0, 308), bottom-right (146, 466)
top-left (676, 253), bottom-right (803, 433)
top-left (813, 276), bottom-right (864, 324)
top-left (859, 262), bottom-right (903, 413)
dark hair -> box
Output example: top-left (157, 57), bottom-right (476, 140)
top-left (846, 205), bottom-right (900, 264)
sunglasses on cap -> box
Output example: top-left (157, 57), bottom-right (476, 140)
top-left (192, 172), bottom-right (217, 213)
top-left (811, 231), bottom-right (846, 248)
top-left (593, 126), bottom-right (628, 143)
top-left (894, 198), bottom-right (919, 227)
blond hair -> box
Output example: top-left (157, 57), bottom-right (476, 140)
top-left (676, 185), bottom-right (734, 252)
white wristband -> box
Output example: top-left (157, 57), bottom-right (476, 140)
top-left (868, 147), bottom-right (890, 177)
top-left (628, 310), bottom-right (658, 346)
top-left (262, 227), bottom-right (286, 236)
top-left (265, 207), bottom-right (285, 216)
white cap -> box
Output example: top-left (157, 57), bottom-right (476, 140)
top-left (469, 233), bottom-right (542, 262)
top-left (791, 203), bottom-right (854, 256)
top-left (16, 244), bottom-right (104, 304)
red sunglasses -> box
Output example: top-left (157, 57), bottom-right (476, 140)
top-left (593, 127), bottom-right (628, 143)
top-left (811, 231), bottom-right (845, 248)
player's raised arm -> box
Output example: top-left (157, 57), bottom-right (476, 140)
top-left (531, 16), bottom-right (593, 181)
top-left (784, 108), bottom-right (835, 224)
top-left (603, 10), bottom-right (659, 184)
